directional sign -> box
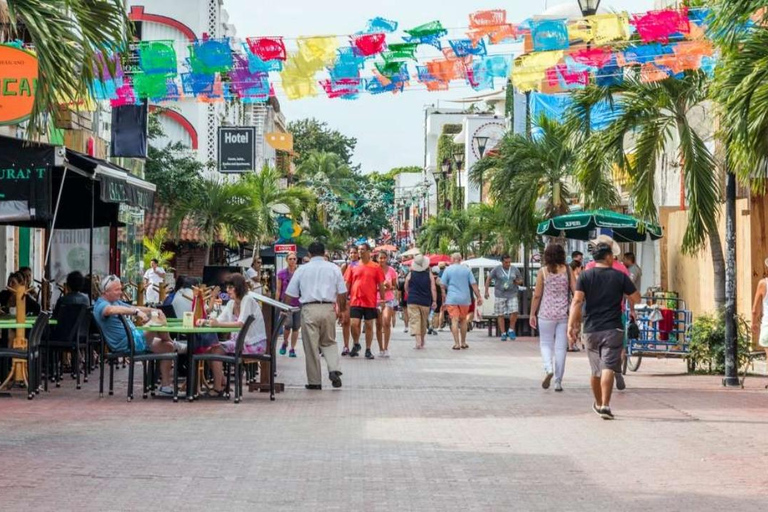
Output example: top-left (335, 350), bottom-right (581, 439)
top-left (275, 244), bottom-right (297, 254)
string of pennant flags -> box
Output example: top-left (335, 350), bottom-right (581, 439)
top-left (86, 6), bottom-right (724, 107)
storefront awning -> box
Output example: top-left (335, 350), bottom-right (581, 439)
top-left (0, 135), bottom-right (155, 227)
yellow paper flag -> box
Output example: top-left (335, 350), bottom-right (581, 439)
top-left (266, 132), bottom-right (294, 152)
top-left (297, 36), bottom-right (339, 70)
top-left (591, 13), bottom-right (631, 45)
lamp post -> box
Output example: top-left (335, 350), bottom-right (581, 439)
top-left (439, 160), bottom-right (452, 212)
top-left (473, 135), bottom-right (490, 204)
top-left (453, 149), bottom-right (464, 209)
top-left (577, 0), bottom-right (601, 16)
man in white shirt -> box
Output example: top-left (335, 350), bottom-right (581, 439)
top-left (143, 259), bottom-right (166, 305)
top-left (285, 241), bottom-right (348, 390)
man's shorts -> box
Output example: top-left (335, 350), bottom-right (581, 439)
top-left (350, 306), bottom-right (378, 321)
top-left (584, 329), bottom-right (624, 376)
top-left (494, 296), bottom-right (519, 316)
top-left (407, 304), bottom-right (430, 336)
top-left (446, 305), bottom-right (470, 319)
top-left (283, 310), bottom-right (302, 330)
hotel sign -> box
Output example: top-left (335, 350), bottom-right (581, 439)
top-left (0, 45), bottom-right (39, 125)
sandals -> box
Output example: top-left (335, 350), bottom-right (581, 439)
top-left (460, 344), bottom-right (469, 349)
top-left (206, 389), bottom-right (226, 398)
top-left (452, 346), bottom-right (461, 350)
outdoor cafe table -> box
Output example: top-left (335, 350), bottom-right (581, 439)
top-left (137, 324), bottom-right (239, 402)
top-left (0, 317), bottom-right (58, 391)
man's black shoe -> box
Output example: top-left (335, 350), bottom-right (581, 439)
top-left (329, 371), bottom-right (343, 388)
top-left (365, 349), bottom-right (375, 360)
top-left (349, 344), bottom-right (361, 357)
top-left (305, 384), bottom-right (322, 390)
top-left (615, 373), bottom-right (626, 391)
top-left (600, 407), bottom-right (615, 420)
top-left (592, 402), bottom-right (602, 417)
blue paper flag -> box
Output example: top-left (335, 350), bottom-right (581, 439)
top-left (531, 19), bottom-right (569, 52)
top-left (362, 17), bottom-right (399, 34)
top-left (448, 39), bottom-right (487, 57)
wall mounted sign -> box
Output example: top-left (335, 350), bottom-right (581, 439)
top-left (0, 45), bottom-right (39, 125)
top-left (218, 127), bottom-right (256, 173)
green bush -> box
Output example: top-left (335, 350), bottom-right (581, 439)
top-left (688, 311), bottom-right (752, 374)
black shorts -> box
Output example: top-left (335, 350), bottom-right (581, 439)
top-left (350, 306), bottom-right (378, 321)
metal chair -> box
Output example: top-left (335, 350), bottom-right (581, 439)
top-left (191, 315), bottom-right (255, 403)
top-left (45, 304), bottom-right (88, 391)
top-left (0, 312), bottom-right (49, 400)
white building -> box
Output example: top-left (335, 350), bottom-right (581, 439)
top-left (126, 0), bottom-right (287, 173)
top-left (423, 106), bottom-right (469, 217)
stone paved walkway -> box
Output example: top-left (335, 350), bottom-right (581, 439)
top-left (2, 325), bottom-right (767, 511)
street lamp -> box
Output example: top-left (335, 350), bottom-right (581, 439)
top-left (577, 0), bottom-right (601, 16)
top-left (438, 160), bottom-right (452, 212)
top-left (474, 135), bottom-right (490, 159)
top-left (453, 149), bottom-right (464, 171)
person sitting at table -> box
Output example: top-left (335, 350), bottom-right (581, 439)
top-left (0, 272), bottom-right (42, 316)
top-left (163, 275), bottom-right (186, 307)
top-left (94, 275), bottom-right (183, 396)
top-left (53, 271), bottom-right (90, 318)
top-left (204, 273), bottom-right (267, 397)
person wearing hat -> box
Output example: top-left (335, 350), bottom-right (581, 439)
top-left (405, 254), bottom-right (437, 349)
top-left (567, 242), bottom-right (641, 420)
top-left (750, 258), bottom-right (768, 360)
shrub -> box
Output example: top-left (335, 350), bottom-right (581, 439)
top-left (688, 311), bottom-right (751, 374)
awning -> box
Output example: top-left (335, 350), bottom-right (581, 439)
top-left (0, 135), bottom-right (156, 227)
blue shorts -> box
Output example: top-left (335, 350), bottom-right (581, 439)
top-left (131, 329), bottom-right (148, 353)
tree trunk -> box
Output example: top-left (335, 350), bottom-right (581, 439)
top-left (723, 147), bottom-right (739, 386)
top-left (708, 228), bottom-right (726, 310)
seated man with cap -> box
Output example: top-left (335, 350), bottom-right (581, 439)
top-left (94, 275), bottom-right (184, 396)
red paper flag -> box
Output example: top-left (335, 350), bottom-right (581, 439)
top-left (352, 33), bottom-right (387, 56)
top-left (246, 37), bottom-right (287, 61)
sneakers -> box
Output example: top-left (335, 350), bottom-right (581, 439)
top-left (289, 349), bottom-right (297, 358)
top-left (305, 384), bottom-right (322, 390)
top-left (507, 330), bottom-right (516, 340)
top-left (279, 344), bottom-right (287, 356)
top-left (379, 350), bottom-right (390, 358)
top-left (500, 333), bottom-right (508, 342)
top-left (554, 380), bottom-right (563, 392)
top-left (329, 371), bottom-right (343, 388)
top-left (542, 372), bottom-right (554, 389)
top-left (403, 327), bottom-right (408, 333)
top-left (365, 349), bottom-right (375, 360)
top-left (592, 403), bottom-right (615, 420)
top-left (349, 344), bottom-right (361, 357)
top-left (341, 347), bottom-right (350, 356)
top-left (158, 386), bottom-right (174, 396)
top-left (615, 373), bottom-right (626, 390)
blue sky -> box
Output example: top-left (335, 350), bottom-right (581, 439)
top-left (227, 0), bottom-right (654, 173)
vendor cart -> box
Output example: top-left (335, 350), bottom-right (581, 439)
top-left (623, 294), bottom-right (693, 374)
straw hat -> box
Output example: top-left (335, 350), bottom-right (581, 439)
top-left (589, 234), bottom-right (621, 257)
top-left (411, 254), bottom-right (430, 272)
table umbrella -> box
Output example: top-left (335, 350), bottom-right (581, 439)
top-left (536, 209), bottom-right (663, 243)
top-left (374, 244), bottom-right (397, 252)
top-left (402, 254), bottom-right (450, 266)
top-left (400, 247), bottom-right (422, 258)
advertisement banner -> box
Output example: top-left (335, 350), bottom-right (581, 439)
top-left (218, 127), bottom-right (256, 173)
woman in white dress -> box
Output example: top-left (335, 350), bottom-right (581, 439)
top-left (751, 259), bottom-right (768, 359)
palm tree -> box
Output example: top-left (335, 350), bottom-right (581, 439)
top-left (579, 72), bottom-right (724, 307)
top-left (169, 178), bottom-right (261, 265)
top-left (0, 0), bottom-right (129, 136)
top-left (471, 116), bottom-right (619, 243)
top-left (295, 151), bottom-right (357, 198)
top-left (143, 227), bottom-right (175, 270)
top-left (710, 1), bottom-right (768, 188)
top-left (241, 164), bottom-right (315, 247)
top-left (417, 209), bottom-right (479, 258)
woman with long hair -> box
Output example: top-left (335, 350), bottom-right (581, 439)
top-left (376, 252), bottom-right (398, 357)
top-left (530, 244), bottom-right (575, 392)
top-left (205, 274), bottom-right (267, 397)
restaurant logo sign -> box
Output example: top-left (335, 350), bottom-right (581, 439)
top-left (0, 45), bottom-right (39, 125)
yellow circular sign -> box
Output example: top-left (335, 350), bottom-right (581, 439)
top-left (0, 45), bottom-right (39, 126)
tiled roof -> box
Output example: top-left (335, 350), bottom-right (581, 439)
top-left (144, 205), bottom-right (249, 244)
top-left (144, 205), bottom-right (205, 244)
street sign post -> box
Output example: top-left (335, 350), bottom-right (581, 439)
top-left (218, 127), bottom-right (256, 173)
top-left (274, 244), bottom-right (297, 254)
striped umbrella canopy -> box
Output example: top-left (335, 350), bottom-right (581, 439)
top-left (536, 209), bottom-right (663, 243)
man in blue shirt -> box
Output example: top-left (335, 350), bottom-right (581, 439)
top-left (440, 253), bottom-right (483, 350)
top-left (94, 275), bottom-right (179, 396)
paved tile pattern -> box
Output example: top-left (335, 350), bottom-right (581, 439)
top-left (1, 325), bottom-right (767, 511)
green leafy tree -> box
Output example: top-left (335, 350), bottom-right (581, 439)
top-left (287, 118), bottom-right (358, 168)
top-left (169, 178), bottom-right (261, 265)
top-left (241, 164), bottom-right (315, 246)
top-left (145, 111), bottom-right (205, 207)
top-left (0, 0), bottom-right (129, 136)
